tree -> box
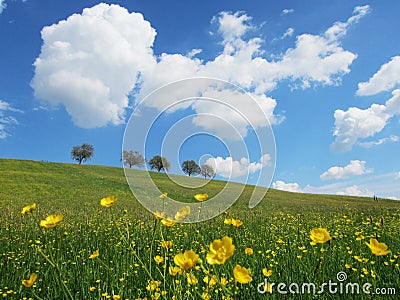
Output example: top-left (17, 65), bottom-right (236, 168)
top-left (71, 143), bottom-right (94, 165)
top-left (181, 160), bottom-right (200, 177)
top-left (122, 150), bottom-right (145, 168)
top-left (148, 155), bottom-right (170, 172)
top-left (200, 164), bottom-right (215, 179)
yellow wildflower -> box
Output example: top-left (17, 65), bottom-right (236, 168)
top-left (159, 192), bottom-right (168, 199)
top-left (169, 266), bottom-right (183, 276)
top-left (206, 236), bottom-right (235, 265)
top-left (224, 218), bottom-right (232, 225)
top-left (233, 265), bottom-right (252, 284)
top-left (194, 193), bottom-right (208, 202)
top-left (21, 203), bottom-right (36, 214)
top-left (365, 238), bottom-right (390, 256)
top-left (161, 218), bottom-right (176, 227)
top-left (39, 214), bottom-right (63, 228)
top-left (154, 211), bottom-right (166, 220)
top-left (174, 250), bottom-right (199, 270)
top-left (89, 250), bottom-right (99, 259)
top-left (262, 268), bottom-right (273, 277)
top-left (186, 273), bottom-right (198, 285)
top-left (245, 248), bottom-right (253, 255)
top-left (310, 228), bottom-right (331, 245)
top-left (160, 240), bottom-right (173, 249)
top-left (231, 219), bottom-right (243, 227)
top-left (154, 256), bottom-right (164, 264)
top-left (113, 295), bottom-right (120, 300)
top-left (22, 274), bottom-right (37, 288)
top-left (100, 196), bottom-right (116, 208)
top-left (203, 275), bottom-right (218, 286)
top-left (175, 206), bottom-right (190, 221)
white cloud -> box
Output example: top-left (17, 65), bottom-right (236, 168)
top-left (0, 0), bottom-right (6, 14)
top-left (0, 100), bottom-right (22, 139)
top-left (332, 89), bottom-right (400, 151)
top-left (206, 153), bottom-right (271, 178)
top-left (31, 3), bottom-right (156, 128)
top-left (282, 28), bottom-right (294, 39)
top-left (281, 9), bottom-right (294, 15)
top-left (320, 160), bottom-right (373, 180)
top-left (32, 5), bottom-right (368, 133)
top-left (395, 172), bottom-right (400, 179)
top-left (213, 11), bottom-right (253, 44)
top-left (358, 135), bottom-right (399, 148)
top-left (357, 56), bottom-right (400, 96)
top-left (335, 185), bottom-right (374, 197)
top-left (272, 180), bottom-right (302, 192)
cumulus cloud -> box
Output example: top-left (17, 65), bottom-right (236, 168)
top-left (31, 3), bottom-right (156, 128)
top-left (335, 185), bottom-right (374, 197)
top-left (332, 89), bottom-right (400, 151)
top-left (0, 100), bottom-right (22, 139)
top-left (272, 180), bottom-right (302, 192)
top-left (206, 153), bottom-right (271, 178)
top-left (320, 160), bottom-right (373, 180)
top-left (31, 4), bottom-right (368, 133)
top-left (357, 56), bottom-right (400, 96)
top-left (273, 180), bottom-right (374, 197)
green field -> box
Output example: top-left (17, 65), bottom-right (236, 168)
top-left (1, 158), bottom-right (399, 299)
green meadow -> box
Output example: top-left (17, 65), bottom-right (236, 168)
top-left (0, 158), bottom-right (399, 299)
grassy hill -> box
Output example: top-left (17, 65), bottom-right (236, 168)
top-left (1, 158), bottom-right (399, 299)
top-left (1, 158), bottom-right (398, 220)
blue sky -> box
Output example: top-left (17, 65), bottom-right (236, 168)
top-left (1, 0), bottom-right (399, 199)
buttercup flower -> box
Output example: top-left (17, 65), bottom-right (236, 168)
top-left (310, 228), bottom-right (331, 245)
top-left (365, 238), bottom-right (390, 256)
top-left (174, 250), bottom-right (199, 270)
top-left (159, 192), bottom-right (168, 199)
top-left (22, 273), bottom-right (37, 288)
top-left (175, 206), bottom-right (191, 221)
top-left (154, 255), bottom-right (164, 264)
top-left (169, 266), bottom-right (183, 276)
top-left (233, 265), bottom-right (252, 284)
top-left (39, 214), bottom-right (63, 228)
top-left (224, 218), bottom-right (232, 225)
top-left (206, 236), bottom-right (235, 265)
top-left (161, 240), bottom-right (173, 249)
top-left (161, 218), bottom-right (176, 227)
top-left (89, 250), bottom-right (99, 259)
top-left (245, 248), bottom-right (253, 255)
top-left (194, 193), bottom-right (208, 202)
top-left (21, 203), bottom-right (36, 214)
top-left (100, 195), bottom-right (116, 208)
top-left (262, 268), bottom-right (273, 277)
top-left (231, 219), bottom-right (243, 227)
top-left (186, 273), bottom-right (198, 285)
top-left (154, 211), bottom-right (166, 220)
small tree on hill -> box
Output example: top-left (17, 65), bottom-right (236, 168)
top-left (200, 164), bottom-right (215, 179)
top-left (149, 155), bottom-right (170, 172)
top-left (71, 143), bottom-right (94, 165)
top-left (182, 160), bottom-right (200, 177)
top-left (122, 150), bottom-right (145, 168)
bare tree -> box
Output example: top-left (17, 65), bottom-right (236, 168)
top-left (149, 155), bottom-right (170, 172)
top-left (200, 164), bottom-right (215, 179)
top-left (122, 150), bottom-right (145, 168)
top-left (182, 160), bottom-right (200, 177)
top-left (71, 143), bottom-right (94, 164)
